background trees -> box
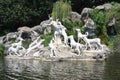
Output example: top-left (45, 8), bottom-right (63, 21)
top-left (0, 0), bottom-right (119, 35)
top-left (0, 0), bottom-right (55, 34)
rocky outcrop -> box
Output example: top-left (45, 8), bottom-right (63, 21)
top-left (0, 36), bottom-right (4, 44)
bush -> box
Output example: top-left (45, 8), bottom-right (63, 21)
top-left (52, 0), bottom-right (72, 21)
top-left (106, 5), bottom-right (120, 35)
top-left (0, 44), bottom-right (4, 56)
top-left (41, 34), bottom-right (54, 47)
top-left (0, 0), bottom-right (54, 32)
top-left (62, 19), bottom-right (83, 41)
top-left (113, 35), bottom-right (120, 53)
top-left (90, 9), bottom-right (109, 44)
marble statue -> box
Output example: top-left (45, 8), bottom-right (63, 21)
top-left (49, 38), bottom-right (56, 57)
top-left (76, 29), bottom-right (88, 43)
top-left (8, 30), bottom-right (25, 56)
top-left (82, 35), bottom-right (103, 50)
top-left (8, 46), bottom-right (19, 56)
top-left (5, 15), bottom-right (109, 60)
top-left (25, 39), bottom-right (45, 56)
top-left (68, 35), bottom-right (83, 55)
top-left (28, 36), bottom-right (41, 48)
top-left (48, 17), bottom-right (69, 45)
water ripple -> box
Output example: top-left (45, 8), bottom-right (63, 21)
top-left (0, 59), bottom-right (105, 80)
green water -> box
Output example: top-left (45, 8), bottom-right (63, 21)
top-left (0, 53), bottom-right (120, 80)
top-left (104, 53), bottom-right (120, 80)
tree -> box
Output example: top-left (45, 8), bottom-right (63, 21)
top-left (0, 0), bottom-right (54, 32)
top-left (52, 0), bottom-right (72, 21)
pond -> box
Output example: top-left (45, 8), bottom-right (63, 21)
top-left (0, 53), bottom-right (120, 80)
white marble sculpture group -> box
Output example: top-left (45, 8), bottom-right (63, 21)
top-left (46, 17), bottom-right (103, 57)
top-left (7, 30), bottom-right (44, 57)
top-left (7, 16), bottom-right (104, 57)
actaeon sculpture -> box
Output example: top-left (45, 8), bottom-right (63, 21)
top-left (5, 17), bottom-right (110, 61)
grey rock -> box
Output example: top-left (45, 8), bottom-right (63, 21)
top-left (32, 20), bottom-right (52, 34)
top-left (3, 32), bottom-right (18, 43)
top-left (95, 3), bottom-right (113, 10)
top-left (18, 26), bottom-right (32, 32)
top-left (84, 18), bottom-right (95, 38)
top-left (95, 5), bottom-right (104, 10)
top-left (18, 26), bottom-right (39, 41)
top-left (44, 26), bottom-right (52, 34)
top-left (81, 8), bottom-right (93, 21)
top-left (104, 3), bottom-right (113, 10)
top-left (108, 17), bottom-right (115, 26)
top-left (0, 36), bottom-right (4, 44)
top-left (69, 12), bottom-right (82, 23)
top-left (103, 45), bottom-right (110, 52)
top-left (32, 25), bottom-right (43, 34)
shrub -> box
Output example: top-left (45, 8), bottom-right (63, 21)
top-left (106, 5), bottom-right (120, 35)
top-left (41, 34), bottom-right (54, 47)
top-left (0, 44), bottom-right (4, 56)
top-left (113, 35), bottom-right (120, 53)
top-left (90, 9), bottom-right (109, 44)
top-left (0, 0), bottom-right (54, 32)
top-left (52, 0), bottom-right (72, 21)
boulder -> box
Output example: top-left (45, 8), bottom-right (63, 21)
top-left (95, 3), bottom-right (113, 10)
top-left (84, 18), bottom-right (95, 38)
top-left (95, 5), bottom-right (104, 10)
top-left (108, 17), bottom-right (115, 27)
top-left (32, 20), bottom-right (52, 34)
top-left (69, 12), bottom-right (82, 23)
top-left (102, 44), bottom-right (110, 52)
top-left (32, 25), bottom-right (43, 34)
top-left (18, 26), bottom-right (32, 32)
top-left (3, 32), bottom-right (18, 43)
top-left (18, 26), bottom-right (39, 41)
top-left (107, 17), bottom-right (116, 37)
top-left (0, 36), bottom-right (4, 44)
top-left (104, 3), bottom-right (113, 10)
top-left (81, 8), bottom-right (93, 22)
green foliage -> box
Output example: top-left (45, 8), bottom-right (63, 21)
top-left (23, 39), bottom-right (32, 49)
top-left (90, 9), bottom-right (109, 44)
top-left (90, 9), bottom-right (107, 29)
top-left (52, 0), bottom-right (72, 21)
top-left (106, 5), bottom-right (120, 34)
top-left (110, 1), bottom-right (120, 6)
top-left (113, 35), bottom-right (120, 53)
top-left (0, 0), bottom-right (54, 31)
top-left (108, 39), bottom-right (114, 52)
top-left (62, 19), bottom-right (83, 41)
top-left (41, 34), bottom-right (54, 47)
top-left (0, 44), bottom-right (4, 56)
top-left (0, 30), bottom-right (10, 36)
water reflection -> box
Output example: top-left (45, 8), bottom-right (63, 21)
top-left (104, 53), bottom-right (120, 80)
top-left (0, 58), bottom-right (106, 80)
